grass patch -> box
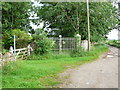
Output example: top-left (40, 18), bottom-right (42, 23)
top-left (106, 40), bottom-right (120, 48)
top-left (2, 44), bottom-right (108, 88)
top-left (27, 51), bottom-right (70, 60)
top-left (0, 49), bottom-right (8, 53)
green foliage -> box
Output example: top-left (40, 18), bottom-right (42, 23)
top-left (27, 51), bottom-right (70, 60)
top-left (10, 29), bottom-right (32, 40)
top-left (33, 28), bottom-right (54, 55)
top-left (1, 49), bottom-right (8, 53)
top-left (71, 34), bottom-right (85, 57)
top-left (2, 2), bottom-right (33, 33)
top-left (90, 34), bottom-right (107, 42)
top-left (86, 44), bottom-right (108, 56)
top-left (71, 44), bottom-right (108, 57)
top-left (1, 2), bottom-right (36, 50)
top-left (37, 2), bottom-right (118, 41)
top-left (70, 46), bottom-right (86, 57)
top-left (106, 40), bottom-right (120, 48)
top-left (2, 29), bottom-right (33, 49)
top-left (2, 44), bottom-right (108, 88)
top-left (2, 61), bottom-right (22, 75)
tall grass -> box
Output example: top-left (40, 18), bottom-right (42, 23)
top-left (27, 44), bottom-right (108, 60)
top-left (2, 60), bottom-right (22, 75)
top-left (106, 40), bottom-right (120, 48)
top-left (27, 51), bottom-right (71, 60)
top-left (2, 44), bottom-right (108, 88)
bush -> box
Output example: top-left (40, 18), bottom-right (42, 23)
top-left (70, 46), bottom-right (86, 57)
top-left (2, 29), bottom-right (33, 49)
top-left (33, 28), bottom-right (54, 55)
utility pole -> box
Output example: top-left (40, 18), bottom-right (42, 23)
top-left (86, 0), bottom-right (91, 51)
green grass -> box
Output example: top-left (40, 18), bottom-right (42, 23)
top-left (0, 49), bottom-right (8, 53)
top-left (106, 40), bottom-right (120, 48)
top-left (27, 51), bottom-right (71, 60)
top-left (2, 44), bottom-right (108, 88)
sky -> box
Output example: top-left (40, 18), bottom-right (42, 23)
top-left (106, 29), bottom-right (119, 40)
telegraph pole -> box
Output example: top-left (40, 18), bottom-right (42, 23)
top-left (86, 0), bottom-right (91, 51)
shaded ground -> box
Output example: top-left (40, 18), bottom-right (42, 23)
top-left (58, 46), bottom-right (118, 88)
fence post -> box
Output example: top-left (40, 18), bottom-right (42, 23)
top-left (27, 44), bottom-right (31, 56)
top-left (9, 46), bottom-right (14, 54)
top-left (59, 35), bottom-right (62, 53)
top-left (14, 35), bottom-right (16, 61)
top-left (75, 34), bottom-right (81, 50)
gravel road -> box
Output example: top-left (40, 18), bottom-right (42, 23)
top-left (58, 46), bottom-right (118, 88)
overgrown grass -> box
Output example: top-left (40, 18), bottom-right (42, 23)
top-left (2, 44), bottom-right (108, 88)
top-left (27, 51), bottom-right (71, 60)
top-left (106, 40), bottom-right (120, 48)
top-left (0, 49), bottom-right (8, 53)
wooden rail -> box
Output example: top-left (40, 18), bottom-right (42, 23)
top-left (0, 45), bottom-right (33, 66)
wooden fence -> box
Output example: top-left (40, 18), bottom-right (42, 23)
top-left (0, 45), bottom-right (33, 66)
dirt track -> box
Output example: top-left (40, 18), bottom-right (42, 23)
top-left (58, 46), bottom-right (118, 88)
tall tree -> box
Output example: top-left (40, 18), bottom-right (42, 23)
top-left (37, 2), bottom-right (118, 42)
top-left (1, 2), bottom-right (36, 49)
top-left (2, 2), bottom-right (33, 33)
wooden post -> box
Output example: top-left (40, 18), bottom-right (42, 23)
top-left (9, 46), bottom-right (13, 61)
top-left (59, 35), bottom-right (62, 53)
top-left (9, 46), bottom-right (14, 54)
top-left (86, 0), bottom-right (91, 51)
top-left (27, 44), bottom-right (31, 56)
top-left (14, 35), bottom-right (16, 61)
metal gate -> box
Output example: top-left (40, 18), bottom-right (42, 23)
top-left (49, 37), bottom-right (76, 51)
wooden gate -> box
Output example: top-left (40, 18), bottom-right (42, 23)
top-left (0, 45), bottom-right (33, 66)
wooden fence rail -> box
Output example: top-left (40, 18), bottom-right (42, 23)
top-left (0, 44), bottom-right (33, 66)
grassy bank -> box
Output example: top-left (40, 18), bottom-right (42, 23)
top-left (106, 40), bottom-right (120, 48)
top-left (2, 44), bottom-right (108, 88)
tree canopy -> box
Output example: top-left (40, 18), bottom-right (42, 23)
top-left (2, 29), bottom-right (33, 49)
top-left (1, 2), bottom-right (35, 49)
top-left (2, 2), bottom-right (33, 33)
top-left (37, 2), bottom-right (118, 41)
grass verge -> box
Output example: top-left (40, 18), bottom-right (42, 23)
top-left (2, 44), bottom-right (108, 88)
top-left (106, 40), bottom-right (120, 48)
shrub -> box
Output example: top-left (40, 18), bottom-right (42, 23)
top-left (70, 46), bottom-right (86, 57)
top-left (70, 34), bottom-right (86, 57)
top-left (2, 29), bottom-right (33, 49)
top-left (33, 28), bottom-right (54, 55)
